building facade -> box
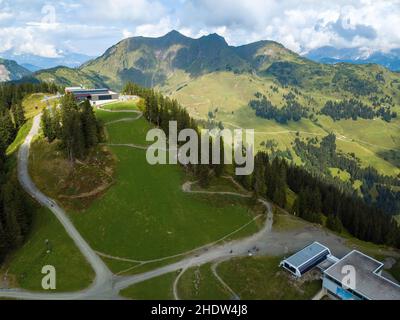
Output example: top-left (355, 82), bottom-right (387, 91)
top-left (280, 242), bottom-right (400, 300)
top-left (65, 87), bottom-right (119, 104)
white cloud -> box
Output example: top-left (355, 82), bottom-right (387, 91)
top-left (0, 0), bottom-right (399, 57)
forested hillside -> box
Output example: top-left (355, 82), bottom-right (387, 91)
top-left (0, 82), bottom-right (58, 263)
top-left (123, 82), bottom-right (400, 248)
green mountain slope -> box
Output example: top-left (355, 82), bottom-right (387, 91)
top-left (81, 30), bottom-right (252, 88)
top-left (34, 66), bottom-right (107, 88)
top-left (0, 58), bottom-right (31, 82)
top-left (25, 30), bottom-right (400, 99)
top-left (21, 31), bottom-right (400, 181)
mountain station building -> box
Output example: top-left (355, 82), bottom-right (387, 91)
top-left (280, 242), bottom-right (400, 300)
top-left (65, 87), bottom-right (119, 105)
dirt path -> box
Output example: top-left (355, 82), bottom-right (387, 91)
top-left (211, 260), bottom-right (239, 299)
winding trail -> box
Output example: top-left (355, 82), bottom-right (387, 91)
top-left (0, 107), bottom-right (275, 300)
top-left (211, 261), bottom-right (239, 300)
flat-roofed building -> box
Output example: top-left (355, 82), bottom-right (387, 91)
top-left (280, 243), bottom-right (400, 300)
top-left (65, 87), bottom-right (119, 104)
top-left (280, 242), bottom-right (331, 277)
top-left (323, 250), bottom-right (400, 300)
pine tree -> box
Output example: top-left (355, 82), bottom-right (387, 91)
top-left (42, 108), bottom-right (55, 142)
top-left (0, 111), bottom-right (16, 146)
top-left (1, 180), bottom-right (29, 248)
top-left (326, 214), bottom-right (343, 233)
top-left (81, 100), bottom-right (98, 149)
top-left (51, 107), bottom-right (62, 140)
top-left (252, 152), bottom-right (266, 198)
top-left (71, 110), bottom-right (85, 160)
top-left (13, 102), bottom-right (26, 128)
top-left (60, 94), bottom-right (81, 162)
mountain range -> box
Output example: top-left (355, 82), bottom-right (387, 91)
top-left (24, 30), bottom-right (399, 104)
top-left (0, 51), bottom-right (94, 72)
top-left (3, 30), bottom-right (400, 217)
top-left (305, 46), bottom-right (400, 71)
top-left (0, 58), bottom-right (31, 82)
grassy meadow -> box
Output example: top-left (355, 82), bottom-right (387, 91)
top-left (160, 71), bottom-right (400, 178)
top-left (0, 206), bottom-right (94, 292)
top-left (63, 103), bottom-right (262, 272)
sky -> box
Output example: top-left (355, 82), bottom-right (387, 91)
top-left (0, 0), bottom-right (399, 58)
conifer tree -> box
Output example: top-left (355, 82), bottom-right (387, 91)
top-left (13, 102), bottom-right (26, 128)
top-left (81, 100), bottom-right (98, 149)
top-left (0, 111), bottom-right (16, 146)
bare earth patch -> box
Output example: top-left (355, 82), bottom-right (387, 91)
top-left (29, 139), bottom-right (116, 210)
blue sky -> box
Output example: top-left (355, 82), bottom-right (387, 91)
top-left (0, 0), bottom-right (399, 57)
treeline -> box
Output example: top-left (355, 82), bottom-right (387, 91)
top-left (237, 152), bottom-right (400, 247)
top-left (0, 82), bottom-right (59, 111)
top-left (41, 94), bottom-right (103, 162)
top-left (293, 133), bottom-right (400, 215)
top-left (287, 164), bottom-right (399, 245)
top-left (332, 69), bottom-right (378, 96)
top-left (249, 93), bottom-right (307, 124)
top-left (1, 84), bottom-right (57, 262)
top-left (321, 99), bottom-right (397, 122)
top-left (0, 164), bottom-right (32, 263)
top-left (0, 82), bottom-right (60, 148)
top-left (123, 82), bottom-right (225, 187)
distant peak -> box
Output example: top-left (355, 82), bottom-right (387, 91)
top-left (166, 30), bottom-right (183, 36)
top-left (199, 33), bottom-right (228, 45)
top-left (161, 30), bottom-right (188, 40)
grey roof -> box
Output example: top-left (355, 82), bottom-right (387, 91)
top-left (69, 89), bottom-right (110, 95)
top-left (318, 258), bottom-right (336, 271)
top-left (324, 251), bottom-right (400, 300)
top-left (284, 242), bottom-right (330, 268)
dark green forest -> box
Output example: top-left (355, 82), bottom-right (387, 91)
top-left (249, 92), bottom-right (307, 124)
top-left (292, 134), bottom-right (400, 215)
top-left (41, 94), bottom-right (103, 162)
top-left (321, 98), bottom-right (397, 121)
top-left (0, 82), bottom-right (58, 263)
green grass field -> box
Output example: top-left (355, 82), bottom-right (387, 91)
top-left (6, 119), bottom-right (33, 156)
top-left (163, 72), bottom-right (400, 178)
top-left (99, 101), bottom-right (139, 111)
top-left (217, 256), bottom-right (322, 300)
top-left (1, 206), bottom-right (94, 292)
top-left (71, 145), bottom-right (259, 262)
top-left (65, 107), bottom-right (260, 272)
top-left (329, 167), bottom-right (351, 182)
top-left (178, 264), bottom-right (231, 300)
top-left (106, 117), bottom-right (153, 145)
top-left (120, 272), bottom-right (178, 300)
top-left (22, 93), bottom-right (47, 119)
top-left (176, 256), bottom-right (322, 300)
